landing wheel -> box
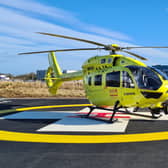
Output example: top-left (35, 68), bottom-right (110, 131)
top-left (149, 108), bottom-right (161, 118)
top-left (163, 103), bottom-right (168, 114)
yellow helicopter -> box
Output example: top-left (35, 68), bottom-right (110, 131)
top-left (19, 32), bottom-right (168, 122)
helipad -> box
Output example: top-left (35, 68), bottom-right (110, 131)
top-left (1, 104), bottom-right (168, 143)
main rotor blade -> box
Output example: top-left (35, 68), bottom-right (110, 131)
top-left (123, 46), bottom-right (168, 50)
top-left (18, 47), bottom-right (105, 55)
top-left (37, 32), bottom-right (107, 47)
top-left (122, 50), bottom-right (147, 60)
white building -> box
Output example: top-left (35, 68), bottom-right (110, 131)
top-left (0, 74), bottom-right (10, 81)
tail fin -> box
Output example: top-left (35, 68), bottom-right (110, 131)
top-left (48, 52), bottom-right (62, 77)
top-left (45, 52), bottom-right (83, 95)
top-left (45, 52), bottom-right (62, 94)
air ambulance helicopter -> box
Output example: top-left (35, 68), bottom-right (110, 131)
top-left (19, 32), bottom-right (168, 123)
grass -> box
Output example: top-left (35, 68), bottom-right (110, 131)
top-left (0, 80), bottom-right (85, 98)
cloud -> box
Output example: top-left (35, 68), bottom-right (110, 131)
top-left (0, 0), bottom-right (78, 24)
top-left (78, 24), bottom-right (132, 41)
top-left (0, 0), bottom-right (131, 41)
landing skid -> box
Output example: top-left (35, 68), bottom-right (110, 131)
top-left (85, 101), bottom-right (120, 123)
top-left (82, 104), bottom-right (162, 123)
top-left (125, 108), bottom-right (162, 119)
top-left (80, 114), bottom-right (118, 123)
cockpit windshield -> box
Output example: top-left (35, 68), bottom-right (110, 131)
top-left (149, 66), bottom-right (168, 80)
top-left (126, 66), bottom-right (162, 90)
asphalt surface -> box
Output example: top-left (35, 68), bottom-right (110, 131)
top-left (0, 98), bottom-right (168, 168)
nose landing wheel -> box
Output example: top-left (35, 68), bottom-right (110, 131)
top-left (163, 103), bottom-right (168, 114)
top-left (149, 108), bottom-right (162, 119)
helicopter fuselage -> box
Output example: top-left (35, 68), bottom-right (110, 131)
top-left (82, 55), bottom-right (168, 109)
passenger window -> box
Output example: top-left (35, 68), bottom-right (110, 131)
top-left (94, 75), bottom-right (102, 86)
top-left (122, 71), bottom-right (135, 88)
top-left (108, 58), bottom-right (112, 63)
top-left (106, 71), bottom-right (120, 87)
top-left (88, 76), bottom-right (92, 86)
top-left (101, 59), bottom-right (106, 64)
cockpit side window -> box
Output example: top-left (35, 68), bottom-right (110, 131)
top-left (122, 71), bottom-right (135, 88)
top-left (127, 66), bottom-right (162, 90)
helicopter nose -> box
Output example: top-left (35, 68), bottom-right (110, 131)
top-left (160, 82), bottom-right (168, 102)
top-left (163, 81), bottom-right (168, 90)
top-left (165, 90), bottom-right (168, 96)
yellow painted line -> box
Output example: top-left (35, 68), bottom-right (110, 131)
top-left (0, 130), bottom-right (168, 143)
top-left (16, 104), bottom-right (92, 111)
top-left (0, 109), bottom-right (17, 114)
top-left (0, 104), bottom-right (92, 115)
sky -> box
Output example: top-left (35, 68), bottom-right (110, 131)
top-left (0, 0), bottom-right (168, 75)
